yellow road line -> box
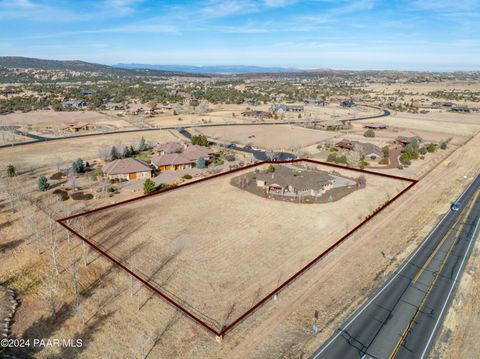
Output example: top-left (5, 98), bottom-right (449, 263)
top-left (412, 205), bottom-right (465, 284)
top-left (389, 189), bottom-right (479, 359)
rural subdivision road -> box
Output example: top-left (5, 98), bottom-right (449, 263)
top-left (310, 173), bottom-right (480, 359)
top-left (0, 107), bottom-right (390, 149)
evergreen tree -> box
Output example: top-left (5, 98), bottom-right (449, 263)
top-left (138, 136), bottom-right (146, 151)
top-left (143, 178), bottom-right (156, 194)
top-left (123, 146), bottom-right (131, 158)
top-left (72, 158), bottom-right (85, 173)
top-left (38, 176), bottom-right (49, 191)
top-left (196, 156), bottom-right (206, 169)
top-left (6, 164), bottom-right (16, 177)
top-left (110, 146), bottom-right (120, 160)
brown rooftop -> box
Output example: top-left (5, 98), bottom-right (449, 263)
top-left (102, 158), bottom-right (152, 175)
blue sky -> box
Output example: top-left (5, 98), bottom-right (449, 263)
top-left (0, 0), bottom-right (479, 70)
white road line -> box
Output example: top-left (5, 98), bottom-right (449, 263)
top-left (311, 178), bottom-right (477, 359)
top-left (420, 213), bottom-right (480, 359)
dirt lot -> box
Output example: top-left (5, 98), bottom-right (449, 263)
top-left (67, 163), bottom-right (408, 332)
top-left (196, 124), bottom-right (338, 150)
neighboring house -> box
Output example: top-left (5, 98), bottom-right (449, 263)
top-left (340, 99), bottom-right (355, 108)
top-left (151, 142), bottom-right (213, 171)
top-left (151, 153), bottom-right (195, 171)
top-left (360, 143), bottom-right (384, 159)
top-left (363, 122), bottom-right (388, 129)
top-left (304, 98), bottom-right (328, 106)
top-left (395, 136), bottom-right (422, 146)
top-left (106, 102), bottom-right (128, 111)
top-left (336, 139), bottom-right (384, 159)
top-left (315, 120), bottom-right (350, 130)
top-left (241, 110), bottom-right (272, 119)
top-left (271, 104), bottom-right (304, 113)
top-left (255, 165), bottom-right (334, 197)
top-left (335, 139), bottom-right (356, 151)
top-left (102, 158), bottom-right (152, 181)
top-left (60, 121), bottom-right (96, 133)
top-left (81, 89), bottom-right (96, 96)
top-left (450, 105), bottom-right (470, 113)
top-left (63, 99), bottom-right (87, 109)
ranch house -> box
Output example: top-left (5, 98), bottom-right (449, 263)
top-left (102, 158), bottom-right (153, 181)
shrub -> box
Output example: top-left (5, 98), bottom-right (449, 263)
top-left (143, 178), bottom-right (156, 194)
top-left (419, 147), bottom-right (427, 155)
top-left (196, 156), bottom-right (206, 168)
top-left (440, 142), bottom-right (448, 150)
top-left (266, 164), bottom-right (275, 173)
top-left (72, 158), bottom-right (85, 173)
top-left (215, 159), bottom-right (224, 166)
top-left (182, 174), bottom-right (192, 179)
top-left (364, 129), bottom-right (375, 138)
top-left (427, 143), bottom-right (437, 153)
top-left (382, 146), bottom-right (390, 157)
top-left (38, 176), bottom-right (49, 191)
top-left (379, 157), bottom-right (389, 165)
top-left (397, 165), bottom-right (404, 170)
top-left (191, 135), bottom-right (209, 147)
top-left (6, 164), bottom-right (16, 177)
top-left (225, 155), bottom-right (235, 162)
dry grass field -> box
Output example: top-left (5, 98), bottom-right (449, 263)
top-left (66, 163), bottom-right (409, 332)
top-left (195, 124), bottom-right (337, 150)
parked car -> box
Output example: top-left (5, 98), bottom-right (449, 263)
top-left (227, 143), bottom-right (237, 149)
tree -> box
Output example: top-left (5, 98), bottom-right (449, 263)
top-left (143, 178), bottom-right (156, 194)
top-left (382, 146), bottom-right (389, 157)
top-left (364, 129), bottom-right (375, 137)
top-left (72, 158), bottom-right (85, 173)
top-left (110, 146), bottom-right (120, 160)
top-left (123, 146), bottom-right (131, 158)
top-left (196, 156), bottom-right (206, 168)
top-left (38, 176), bottom-right (49, 191)
top-left (6, 164), bottom-right (16, 177)
top-left (138, 136), bottom-right (146, 151)
top-left (427, 143), bottom-right (437, 153)
top-left (191, 135), bottom-right (209, 147)
top-left (266, 164), bottom-right (275, 173)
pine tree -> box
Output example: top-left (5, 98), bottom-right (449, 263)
top-left (38, 176), bottom-right (49, 191)
top-left (6, 164), bottom-right (16, 177)
top-left (138, 136), bottom-right (146, 151)
top-left (72, 158), bottom-right (85, 173)
top-left (110, 146), bottom-right (120, 160)
top-left (143, 178), bottom-right (156, 194)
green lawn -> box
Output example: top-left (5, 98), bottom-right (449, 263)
top-left (132, 150), bottom-right (153, 163)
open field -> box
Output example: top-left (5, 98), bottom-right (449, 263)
top-left (65, 163), bottom-right (409, 333)
top-left (196, 124), bottom-right (338, 150)
top-left (0, 130), bottom-right (178, 169)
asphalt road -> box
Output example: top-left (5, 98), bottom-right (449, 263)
top-left (311, 174), bottom-right (480, 359)
top-left (0, 105), bottom-right (390, 149)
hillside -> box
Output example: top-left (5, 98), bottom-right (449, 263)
top-left (115, 63), bottom-right (300, 74)
top-left (0, 56), bottom-right (205, 78)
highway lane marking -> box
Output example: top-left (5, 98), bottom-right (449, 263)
top-left (309, 177), bottom-right (478, 359)
top-left (411, 207), bottom-right (465, 284)
top-left (388, 189), bottom-right (480, 359)
top-left (420, 208), bottom-right (480, 359)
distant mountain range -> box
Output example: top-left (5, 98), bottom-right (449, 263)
top-left (114, 63), bottom-right (301, 74)
top-left (0, 56), bottom-right (202, 77)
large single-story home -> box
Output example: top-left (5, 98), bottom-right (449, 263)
top-left (241, 110), bottom-right (272, 119)
top-left (335, 139), bottom-right (384, 159)
top-left (363, 122), bottom-right (388, 129)
top-left (102, 158), bottom-right (152, 181)
top-left (255, 165), bottom-right (334, 197)
top-left (395, 136), bottom-right (422, 146)
top-left (60, 121), bottom-right (96, 133)
top-left (151, 143), bottom-right (213, 171)
top-left (271, 104), bottom-right (304, 113)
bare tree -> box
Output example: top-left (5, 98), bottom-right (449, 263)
top-left (39, 267), bottom-right (60, 321)
top-left (98, 144), bottom-right (110, 161)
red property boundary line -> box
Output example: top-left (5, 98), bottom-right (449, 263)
top-left (58, 158), bottom-right (417, 337)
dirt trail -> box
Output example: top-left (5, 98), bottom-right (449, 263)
top-left (228, 133), bottom-right (480, 359)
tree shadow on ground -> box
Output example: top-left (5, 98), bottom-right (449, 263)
top-left (0, 238), bottom-right (24, 254)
